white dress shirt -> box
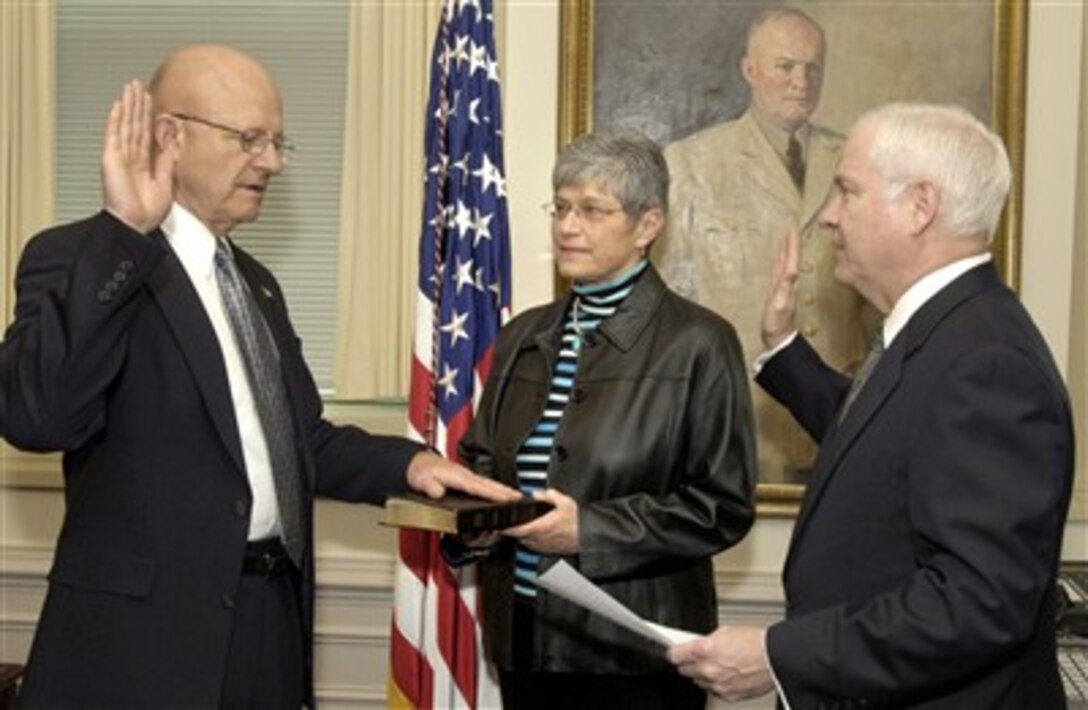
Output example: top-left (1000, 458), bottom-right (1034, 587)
top-left (162, 203), bottom-right (284, 542)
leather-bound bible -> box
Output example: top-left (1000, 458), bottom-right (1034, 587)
top-left (380, 493), bottom-right (554, 534)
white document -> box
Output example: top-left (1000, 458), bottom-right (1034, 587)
top-left (536, 559), bottom-right (703, 647)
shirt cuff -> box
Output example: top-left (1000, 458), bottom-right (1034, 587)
top-left (763, 627), bottom-right (793, 710)
top-left (752, 331), bottom-right (799, 375)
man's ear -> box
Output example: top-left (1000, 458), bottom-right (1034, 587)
top-left (153, 114), bottom-right (180, 152)
top-left (907, 180), bottom-right (939, 236)
top-left (741, 54), bottom-right (755, 85)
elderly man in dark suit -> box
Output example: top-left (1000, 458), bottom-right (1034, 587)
top-left (2, 44), bottom-right (517, 708)
top-left (668, 102), bottom-right (1075, 708)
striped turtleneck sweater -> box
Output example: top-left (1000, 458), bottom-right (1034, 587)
top-left (513, 259), bottom-right (648, 598)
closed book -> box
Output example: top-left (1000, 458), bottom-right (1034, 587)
top-left (380, 493), bottom-right (553, 534)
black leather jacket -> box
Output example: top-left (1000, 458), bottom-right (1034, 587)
top-left (459, 266), bottom-right (757, 674)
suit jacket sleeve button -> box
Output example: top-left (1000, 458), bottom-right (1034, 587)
top-left (97, 289), bottom-right (112, 303)
top-left (234, 500), bottom-right (249, 518)
top-left (221, 593), bottom-right (236, 609)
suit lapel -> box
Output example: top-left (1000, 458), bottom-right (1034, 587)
top-left (789, 339), bottom-right (903, 544)
top-left (799, 133), bottom-right (842, 226)
top-left (146, 241), bottom-right (246, 474)
top-left (785, 263), bottom-right (1004, 565)
top-left (737, 113), bottom-right (798, 208)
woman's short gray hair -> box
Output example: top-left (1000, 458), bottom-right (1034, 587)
top-left (552, 130), bottom-right (669, 217)
top-left (856, 103), bottom-right (1011, 243)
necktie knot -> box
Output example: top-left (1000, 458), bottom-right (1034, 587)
top-left (214, 238), bottom-right (233, 268)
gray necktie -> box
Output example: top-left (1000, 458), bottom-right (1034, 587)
top-left (214, 239), bottom-right (304, 567)
top-left (839, 331), bottom-right (885, 423)
top-left (787, 133), bottom-right (806, 190)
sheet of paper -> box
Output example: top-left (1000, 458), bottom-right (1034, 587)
top-left (536, 559), bottom-right (702, 647)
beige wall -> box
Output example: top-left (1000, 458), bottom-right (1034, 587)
top-left (1, 1), bottom-right (1084, 706)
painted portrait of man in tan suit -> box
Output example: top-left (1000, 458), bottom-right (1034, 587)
top-left (656, 6), bottom-right (872, 482)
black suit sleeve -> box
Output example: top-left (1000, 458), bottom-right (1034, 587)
top-left (2, 211), bottom-right (166, 450)
top-left (756, 335), bottom-right (851, 442)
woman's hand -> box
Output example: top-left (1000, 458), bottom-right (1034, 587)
top-left (503, 489), bottom-right (579, 555)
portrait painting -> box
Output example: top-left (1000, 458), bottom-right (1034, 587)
top-left (559, 0), bottom-right (1026, 514)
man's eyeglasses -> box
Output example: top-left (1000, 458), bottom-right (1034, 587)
top-left (169, 113), bottom-right (295, 162)
top-left (542, 200), bottom-right (626, 223)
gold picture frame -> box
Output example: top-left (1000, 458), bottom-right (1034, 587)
top-left (558, 0), bottom-right (1027, 516)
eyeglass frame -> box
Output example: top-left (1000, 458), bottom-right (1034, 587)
top-left (168, 112), bottom-right (295, 162)
top-left (541, 199), bottom-right (628, 223)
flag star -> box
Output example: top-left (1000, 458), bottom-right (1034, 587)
top-left (429, 260), bottom-right (447, 290)
top-left (452, 200), bottom-right (474, 238)
top-left (489, 279), bottom-right (502, 300)
top-left (472, 153), bottom-right (506, 197)
top-left (433, 96), bottom-right (450, 122)
top-left (486, 54), bottom-right (501, 83)
top-left (437, 363), bottom-right (459, 399)
top-left (454, 256), bottom-right (476, 294)
top-left (440, 309), bottom-right (470, 346)
top-left (468, 42), bottom-right (490, 77)
top-left (437, 42), bottom-right (451, 76)
top-left (428, 204), bottom-right (449, 231)
top-left (428, 153), bottom-right (449, 177)
top-left (471, 209), bottom-right (493, 246)
top-left (448, 35), bottom-right (470, 70)
top-left (473, 267), bottom-right (487, 292)
top-left (448, 89), bottom-right (462, 119)
top-left (468, 98), bottom-right (481, 125)
top-left (452, 155), bottom-right (471, 185)
top-left (424, 206), bottom-right (441, 231)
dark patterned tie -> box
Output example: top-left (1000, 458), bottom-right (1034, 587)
top-left (839, 332), bottom-right (885, 423)
top-left (787, 133), bottom-right (805, 190)
top-left (214, 239), bottom-right (304, 567)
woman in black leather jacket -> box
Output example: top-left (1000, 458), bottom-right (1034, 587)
top-left (457, 131), bottom-right (757, 709)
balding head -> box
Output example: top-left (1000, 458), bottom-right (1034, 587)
top-left (742, 7), bottom-right (826, 133)
top-left (150, 44), bottom-right (281, 119)
top-left (150, 44), bottom-right (286, 236)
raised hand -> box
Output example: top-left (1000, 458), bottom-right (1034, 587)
top-left (102, 80), bottom-right (176, 234)
top-left (761, 227), bottom-right (801, 350)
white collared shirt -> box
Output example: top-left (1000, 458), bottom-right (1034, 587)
top-left (881, 252), bottom-right (992, 348)
top-left (162, 203), bottom-right (283, 542)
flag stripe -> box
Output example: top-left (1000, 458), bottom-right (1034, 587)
top-left (389, 0), bottom-right (510, 707)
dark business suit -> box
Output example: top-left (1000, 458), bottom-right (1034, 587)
top-left (3, 210), bottom-right (422, 707)
top-left (757, 263), bottom-right (1074, 709)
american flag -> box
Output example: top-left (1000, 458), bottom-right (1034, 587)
top-left (389, 0), bottom-right (511, 707)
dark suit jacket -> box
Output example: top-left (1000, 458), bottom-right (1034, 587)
top-left (2, 211), bottom-right (422, 708)
top-left (757, 263), bottom-right (1074, 709)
